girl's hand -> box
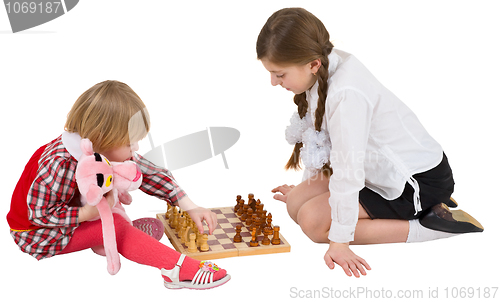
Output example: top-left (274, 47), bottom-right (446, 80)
top-left (78, 191), bottom-right (115, 223)
top-left (271, 184), bottom-right (296, 203)
top-left (324, 242), bottom-right (371, 278)
top-left (186, 207), bottom-right (218, 235)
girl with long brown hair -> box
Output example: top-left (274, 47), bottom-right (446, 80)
top-left (257, 7), bottom-right (483, 278)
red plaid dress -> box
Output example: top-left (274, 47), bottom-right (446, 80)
top-left (7, 135), bottom-right (186, 260)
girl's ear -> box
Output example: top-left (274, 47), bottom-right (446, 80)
top-left (309, 59), bottom-right (322, 75)
top-left (81, 138), bottom-right (94, 156)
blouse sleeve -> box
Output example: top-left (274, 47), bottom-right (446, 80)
top-left (133, 152), bottom-right (187, 205)
top-left (28, 156), bottom-right (80, 228)
top-left (326, 88), bottom-right (373, 243)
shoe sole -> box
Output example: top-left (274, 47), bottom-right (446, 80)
top-left (420, 203), bottom-right (484, 233)
top-left (449, 206), bottom-right (484, 231)
top-left (133, 218), bottom-right (164, 240)
top-left (164, 274), bottom-right (231, 290)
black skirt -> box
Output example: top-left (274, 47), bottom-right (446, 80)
top-left (359, 153), bottom-right (455, 220)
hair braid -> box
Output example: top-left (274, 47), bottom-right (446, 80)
top-left (315, 44), bottom-right (334, 176)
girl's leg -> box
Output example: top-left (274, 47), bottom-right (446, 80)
top-left (294, 191), bottom-right (410, 244)
top-left (60, 214), bottom-right (226, 282)
top-left (286, 174), bottom-right (330, 223)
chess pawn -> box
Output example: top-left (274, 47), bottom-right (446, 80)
top-left (188, 233), bottom-right (199, 253)
top-left (262, 233), bottom-right (271, 245)
top-left (200, 233), bottom-right (209, 252)
top-left (176, 212), bottom-right (185, 233)
top-left (180, 219), bottom-right (188, 244)
top-left (170, 209), bottom-right (179, 229)
top-left (236, 199), bottom-right (245, 216)
top-left (196, 229), bottom-right (203, 247)
top-left (272, 226), bottom-right (281, 245)
top-left (253, 214), bottom-right (262, 236)
top-left (241, 204), bottom-right (249, 220)
top-left (233, 225), bottom-right (243, 243)
top-left (250, 227), bottom-right (259, 247)
top-left (245, 208), bottom-right (254, 226)
top-left (234, 195), bottom-right (242, 212)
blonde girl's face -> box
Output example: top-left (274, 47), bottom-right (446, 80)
top-left (261, 58), bottom-right (320, 95)
top-left (101, 142), bottom-right (139, 162)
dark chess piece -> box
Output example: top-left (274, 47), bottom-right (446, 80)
top-left (233, 225), bottom-right (243, 243)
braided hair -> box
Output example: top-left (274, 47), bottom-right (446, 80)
top-left (257, 7), bottom-right (333, 176)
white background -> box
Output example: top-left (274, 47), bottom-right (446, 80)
top-left (1, 0), bottom-right (499, 300)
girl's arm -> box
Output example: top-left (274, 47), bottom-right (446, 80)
top-left (325, 89), bottom-right (373, 277)
top-left (133, 152), bottom-right (187, 206)
top-left (133, 153), bottom-right (218, 234)
top-left (326, 88), bottom-right (372, 243)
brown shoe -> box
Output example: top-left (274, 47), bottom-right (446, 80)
top-left (419, 203), bottom-right (484, 233)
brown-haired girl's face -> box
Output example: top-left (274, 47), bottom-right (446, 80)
top-left (261, 58), bottom-right (320, 95)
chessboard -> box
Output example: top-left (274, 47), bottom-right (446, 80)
top-left (157, 197), bottom-right (291, 261)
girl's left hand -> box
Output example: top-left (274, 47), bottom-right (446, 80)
top-left (186, 207), bottom-right (218, 235)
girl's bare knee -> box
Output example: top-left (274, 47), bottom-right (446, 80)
top-left (286, 188), bottom-right (301, 223)
top-left (297, 208), bottom-right (329, 243)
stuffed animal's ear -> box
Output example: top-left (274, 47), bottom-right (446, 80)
top-left (80, 139), bottom-right (94, 156)
top-left (85, 183), bottom-right (104, 206)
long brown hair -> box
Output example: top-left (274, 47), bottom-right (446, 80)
top-left (257, 7), bottom-right (333, 176)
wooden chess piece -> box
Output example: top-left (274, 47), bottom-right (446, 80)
top-left (181, 217), bottom-right (191, 244)
top-left (165, 204), bottom-right (173, 220)
top-left (248, 193), bottom-right (256, 211)
top-left (188, 233), bottom-right (199, 253)
top-left (245, 208), bottom-right (254, 226)
top-left (253, 215), bottom-right (262, 235)
top-left (250, 227), bottom-right (259, 247)
top-left (236, 199), bottom-right (245, 216)
top-left (260, 209), bottom-right (267, 230)
top-left (234, 195), bottom-right (242, 212)
top-left (262, 232), bottom-right (271, 245)
top-left (200, 233), bottom-right (209, 252)
top-left (233, 225), bottom-right (242, 243)
top-left (264, 213), bottom-right (273, 235)
top-left (176, 212), bottom-right (185, 233)
top-left (241, 204), bottom-right (249, 220)
top-left (272, 225), bottom-right (281, 245)
top-left (170, 209), bottom-right (179, 229)
top-left (196, 228), bottom-right (203, 247)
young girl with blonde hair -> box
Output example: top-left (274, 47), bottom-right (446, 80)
top-left (257, 8), bottom-right (483, 278)
top-left (7, 80), bottom-right (230, 289)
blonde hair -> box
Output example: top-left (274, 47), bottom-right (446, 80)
top-left (65, 80), bottom-right (150, 153)
top-left (257, 7), bottom-right (333, 176)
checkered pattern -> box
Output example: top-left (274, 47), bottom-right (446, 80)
top-left (9, 135), bottom-right (186, 260)
top-left (159, 206), bottom-right (290, 260)
top-left (200, 208), bottom-right (284, 251)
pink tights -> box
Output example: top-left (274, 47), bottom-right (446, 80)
top-left (60, 214), bottom-right (225, 282)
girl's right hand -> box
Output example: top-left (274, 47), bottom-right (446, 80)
top-left (271, 184), bottom-right (295, 203)
top-left (324, 242), bottom-right (371, 278)
top-left (78, 191), bottom-right (115, 222)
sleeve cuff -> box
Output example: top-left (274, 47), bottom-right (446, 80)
top-left (327, 220), bottom-right (356, 243)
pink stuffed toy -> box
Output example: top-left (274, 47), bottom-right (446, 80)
top-left (75, 139), bottom-right (142, 275)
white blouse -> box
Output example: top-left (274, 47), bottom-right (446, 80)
top-left (292, 49), bottom-right (443, 243)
